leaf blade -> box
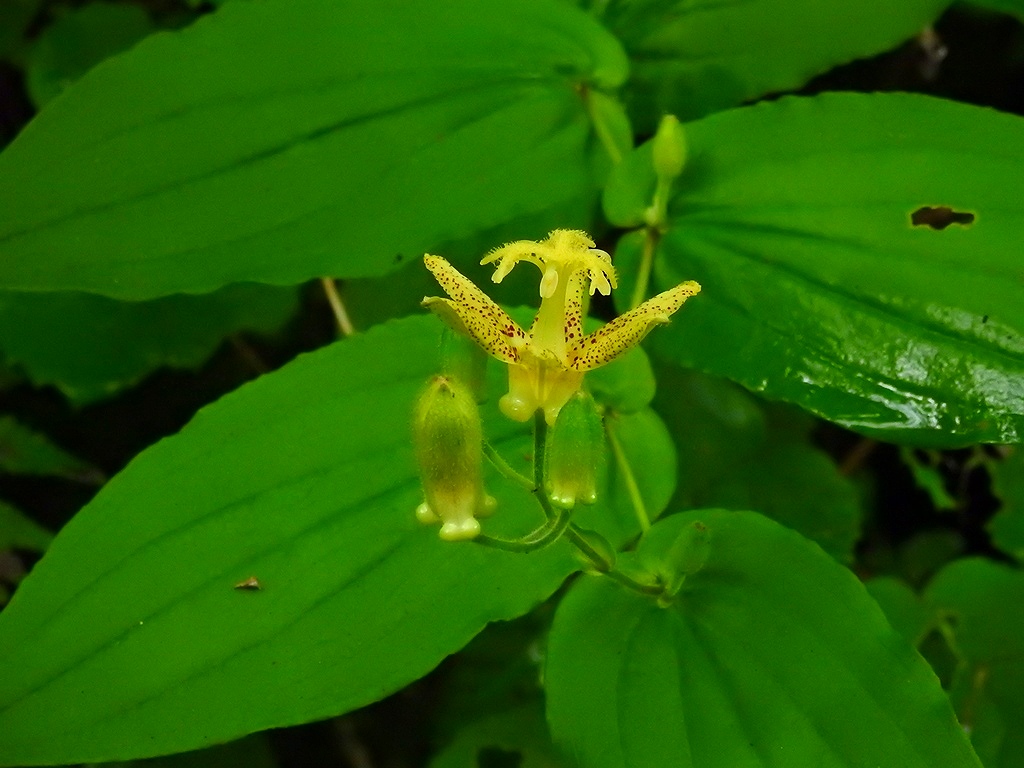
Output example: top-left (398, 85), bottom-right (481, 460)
top-left (0, 315), bottom-right (578, 765)
top-left (0, 0), bottom-right (626, 298)
top-left (651, 92), bottom-right (1024, 445)
top-left (546, 510), bottom-right (982, 768)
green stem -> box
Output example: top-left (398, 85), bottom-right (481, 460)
top-left (477, 412), bottom-right (665, 600)
top-left (476, 505), bottom-right (573, 553)
top-left (483, 441), bottom-right (535, 492)
top-left (584, 90), bottom-right (623, 166)
top-left (532, 410), bottom-right (557, 521)
top-left (629, 228), bottom-right (658, 311)
top-left (565, 525), bottom-right (664, 596)
top-left (605, 417), bottom-right (650, 533)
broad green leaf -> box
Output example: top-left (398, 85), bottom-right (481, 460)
top-left (866, 576), bottom-right (936, 646)
top-left (0, 0), bottom-right (626, 298)
top-left (655, 367), bottom-right (861, 562)
top-left (343, 198), bottom-right (598, 332)
top-left (0, 315), bottom-right (579, 766)
top-left (25, 2), bottom-right (155, 108)
top-left (927, 558), bottom-right (1024, 768)
top-left (987, 447), bottom-right (1024, 559)
top-left (586, 345), bottom-right (655, 415)
top-left (99, 734), bottom-right (276, 768)
top-left (0, 416), bottom-right (96, 481)
top-left (430, 703), bottom-right (563, 768)
top-left (0, 283), bottom-right (297, 402)
top-left (649, 92), bottom-right (1024, 446)
top-left (966, 0), bottom-right (1024, 21)
top-left (0, 501), bottom-right (52, 553)
top-left (587, 0), bottom-right (951, 128)
top-left (603, 407), bottom-right (676, 533)
top-left (546, 510), bottom-right (982, 768)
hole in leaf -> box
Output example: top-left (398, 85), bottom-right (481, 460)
top-left (477, 747), bottom-right (523, 768)
top-left (911, 206), bottom-right (975, 230)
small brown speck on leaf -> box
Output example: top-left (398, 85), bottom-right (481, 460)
top-left (234, 576), bottom-right (262, 591)
top-left (911, 206), bottom-right (975, 230)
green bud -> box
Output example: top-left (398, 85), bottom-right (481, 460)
top-left (413, 375), bottom-right (495, 541)
top-left (545, 391), bottom-right (604, 509)
top-left (440, 327), bottom-right (488, 402)
top-left (651, 114), bottom-right (687, 182)
top-left (661, 520), bottom-right (710, 599)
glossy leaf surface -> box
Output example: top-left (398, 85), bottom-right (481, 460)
top-left (0, 0), bottom-right (625, 298)
top-left (649, 93), bottom-right (1024, 445)
top-left (588, 0), bottom-right (950, 128)
top-left (0, 316), bottom-right (579, 765)
top-left (546, 510), bottom-right (981, 768)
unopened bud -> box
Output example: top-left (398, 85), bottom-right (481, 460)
top-left (546, 391), bottom-right (604, 509)
top-left (440, 327), bottom-right (488, 402)
top-left (651, 114), bottom-right (687, 182)
top-left (413, 376), bottom-right (495, 541)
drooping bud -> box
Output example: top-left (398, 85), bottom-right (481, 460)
top-left (413, 375), bottom-right (495, 541)
top-left (440, 327), bottom-right (488, 403)
top-left (651, 114), bottom-right (687, 182)
top-left (545, 390), bottom-right (604, 509)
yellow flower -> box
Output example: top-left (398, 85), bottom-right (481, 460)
top-left (422, 230), bottom-right (700, 424)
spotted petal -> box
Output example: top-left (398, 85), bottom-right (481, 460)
top-left (422, 255), bottom-right (525, 364)
top-left (568, 281), bottom-right (701, 371)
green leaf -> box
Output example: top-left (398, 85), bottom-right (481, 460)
top-left (655, 367), bottom-right (861, 562)
top-left (0, 0), bottom-right (626, 298)
top-left (586, 345), bottom-right (656, 415)
top-left (98, 734), bottom-right (276, 768)
top-left (604, 407), bottom-right (676, 531)
top-left (651, 92), bottom-right (1024, 446)
top-left (0, 284), bottom-right (297, 402)
top-left (866, 576), bottom-right (936, 646)
top-left (588, 0), bottom-right (951, 129)
top-left (965, 0), bottom-right (1024, 22)
top-left (430, 703), bottom-right (563, 768)
top-left (0, 416), bottom-right (96, 481)
top-left (546, 509), bottom-right (981, 768)
top-left (0, 315), bottom-right (579, 766)
top-left (900, 447), bottom-right (960, 512)
top-left (0, 0), bottom-right (39, 63)
top-left (25, 2), bottom-right (155, 109)
top-left (987, 447), bottom-right (1024, 559)
top-left (0, 501), bottom-right (53, 554)
top-left (927, 558), bottom-right (1024, 768)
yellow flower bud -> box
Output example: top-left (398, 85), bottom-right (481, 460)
top-left (413, 375), bottom-right (495, 541)
top-left (545, 391), bottom-right (605, 509)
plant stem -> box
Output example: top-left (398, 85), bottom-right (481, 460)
top-left (475, 410), bottom-right (664, 600)
top-left (605, 417), bottom-right (650, 533)
top-left (321, 277), bottom-right (356, 337)
top-left (583, 90), bottom-right (623, 166)
top-left (629, 228), bottom-right (658, 311)
top-left (483, 441), bottom-right (535, 492)
top-left (476, 505), bottom-right (573, 553)
top-left (532, 410), bottom-right (556, 521)
top-left (565, 525), bottom-right (664, 596)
